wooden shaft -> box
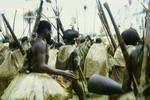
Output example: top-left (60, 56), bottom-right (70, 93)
top-left (2, 14), bottom-right (25, 55)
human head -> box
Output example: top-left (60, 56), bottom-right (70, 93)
top-left (37, 20), bottom-right (52, 44)
top-left (63, 29), bottom-right (79, 44)
top-left (96, 38), bottom-right (102, 43)
top-left (121, 28), bottom-right (140, 45)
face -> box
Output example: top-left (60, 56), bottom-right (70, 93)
top-left (42, 28), bottom-right (52, 44)
top-left (42, 28), bottom-right (51, 38)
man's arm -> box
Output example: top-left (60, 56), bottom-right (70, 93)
top-left (73, 48), bottom-right (81, 68)
top-left (37, 64), bottom-right (77, 80)
top-left (32, 39), bottom-right (76, 80)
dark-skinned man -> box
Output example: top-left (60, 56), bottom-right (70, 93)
top-left (56, 29), bottom-right (86, 100)
top-left (1, 21), bottom-right (76, 99)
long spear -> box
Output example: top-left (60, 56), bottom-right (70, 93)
top-left (55, 0), bottom-right (60, 42)
top-left (137, 1), bottom-right (150, 97)
top-left (32, 0), bottom-right (43, 37)
top-left (1, 14), bottom-right (24, 54)
top-left (97, 0), bottom-right (117, 52)
top-left (51, 0), bottom-right (64, 42)
top-left (104, 2), bottom-right (131, 90)
top-left (13, 10), bottom-right (17, 32)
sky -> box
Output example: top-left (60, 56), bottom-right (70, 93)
top-left (0, 0), bottom-right (147, 39)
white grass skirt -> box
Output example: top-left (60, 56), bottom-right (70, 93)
top-left (1, 73), bottom-right (68, 100)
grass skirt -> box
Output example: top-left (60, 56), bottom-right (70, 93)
top-left (1, 73), bottom-right (68, 100)
top-left (0, 49), bottom-right (25, 96)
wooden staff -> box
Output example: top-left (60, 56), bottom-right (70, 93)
top-left (32, 0), bottom-right (43, 35)
top-left (13, 10), bottom-right (17, 32)
top-left (97, 0), bottom-right (117, 52)
top-left (56, 18), bottom-right (64, 34)
top-left (51, 0), bottom-right (64, 42)
top-left (1, 14), bottom-right (24, 55)
top-left (104, 2), bottom-right (131, 86)
top-left (138, 1), bottom-right (150, 96)
top-left (56, 18), bottom-right (60, 42)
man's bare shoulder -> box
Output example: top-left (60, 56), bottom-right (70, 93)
top-left (32, 38), bottom-right (46, 51)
